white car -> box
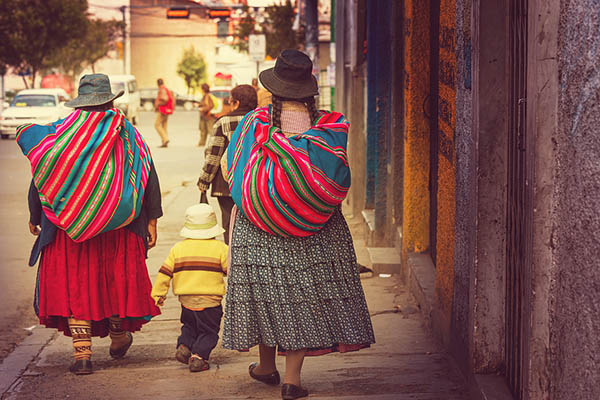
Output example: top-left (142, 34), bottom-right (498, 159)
top-left (0, 88), bottom-right (72, 139)
top-left (110, 75), bottom-right (140, 125)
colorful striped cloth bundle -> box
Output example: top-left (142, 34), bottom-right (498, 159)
top-left (17, 109), bottom-right (151, 242)
top-left (227, 107), bottom-right (351, 237)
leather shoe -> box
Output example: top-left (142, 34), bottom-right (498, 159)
top-left (69, 359), bottom-right (93, 375)
top-left (189, 355), bottom-right (210, 372)
top-left (109, 332), bottom-right (133, 359)
top-left (281, 383), bottom-right (308, 399)
top-left (249, 362), bottom-right (280, 385)
top-left (176, 344), bottom-right (191, 364)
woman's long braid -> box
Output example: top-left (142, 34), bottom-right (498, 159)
top-left (271, 96), bottom-right (283, 129)
top-left (303, 96), bottom-right (320, 126)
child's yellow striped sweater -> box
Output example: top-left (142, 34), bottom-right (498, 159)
top-left (151, 238), bottom-right (228, 310)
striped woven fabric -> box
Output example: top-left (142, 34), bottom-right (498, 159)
top-left (227, 107), bottom-right (350, 237)
top-left (16, 108), bottom-right (151, 242)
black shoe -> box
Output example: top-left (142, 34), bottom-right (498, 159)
top-left (281, 383), bottom-right (308, 399)
top-left (69, 359), bottom-right (93, 375)
top-left (249, 362), bottom-right (280, 385)
top-left (109, 332), bottom-right (133, 359)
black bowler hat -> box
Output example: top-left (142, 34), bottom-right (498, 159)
top-left (65, 74), bottom-right (124, 108)
top-left (259, 49), bottom-right (319, 99)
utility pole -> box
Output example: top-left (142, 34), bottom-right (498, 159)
top-left (304, 0), bottom-right (319, 78)
top-left (120, 6), bottom-right (127, 74)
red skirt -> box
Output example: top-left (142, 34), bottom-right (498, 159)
top-left (38, 228), bottom-right (161, 337)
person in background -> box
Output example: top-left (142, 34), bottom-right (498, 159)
top-left (252, 77), bottom-right (272, 107)
top-left (197, 83), bottom-right (215, 146)
top-left (223, 50), bottom-right (375, 400)
top-left (17, 74), bottom-right (162, 375)
top-left (197, 84), bottom-right (257, 245)
top-left (151, 203), bottom-right (228, 373)
top-left (154, 78), bottom-right (174, 148)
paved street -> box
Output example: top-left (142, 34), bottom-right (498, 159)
top-left (0, 110), bottom-right (470, 399)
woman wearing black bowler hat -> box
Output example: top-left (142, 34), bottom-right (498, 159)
top-left (222, 49), bottom-right (375, 399)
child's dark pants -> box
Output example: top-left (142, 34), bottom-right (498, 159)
top-left (177, 305), bottom-right (223, 360)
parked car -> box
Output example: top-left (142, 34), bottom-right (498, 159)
top-left (139, 88), bottom-right (197, 111)
top-left (139, 87), bottom-right (158, 111)
top-left (0, 88), bottom-right (71, 139)
top-left (109, 75), bottom-right (140, 125)
top-left (175, 92), bottom-right (197, 111)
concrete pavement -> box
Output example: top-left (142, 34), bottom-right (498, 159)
top-left (1, 180), bottom-right (469, 399)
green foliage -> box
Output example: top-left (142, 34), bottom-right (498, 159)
top-left (0, 0), bottom-right (89, 87)
top-left (48, 19), bottom-right (124, 83)
top-left (264, 1), bottom-right (299, 58)
top-left (233, 1), bottom-right (300, 58)
top-left (176, 47), bottom-right (207, 95)
top-left (232, 5), bottom-right (257, 54)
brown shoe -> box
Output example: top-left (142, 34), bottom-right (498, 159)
top-left (281, 383), bottom-right (308, 399)
top-left (189, 355), bottom-right (210, 372)
top-left (109, 332), bottom-right (133, 359)
top-left (249, 362), bottom-right (280, 385)
top-left (176, 344), bottom-right (191, 364)
top-left (69, 359), bottom-right (93, 375)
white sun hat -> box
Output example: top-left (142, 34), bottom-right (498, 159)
top-left (180, 203), bottom-right (225, 240)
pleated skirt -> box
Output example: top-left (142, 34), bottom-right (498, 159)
top-left (222, 208), bottom-right (375, 355)
top-left (37, 228), bottom-right (161, 337)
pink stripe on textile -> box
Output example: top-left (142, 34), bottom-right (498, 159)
top-left (61, 114), bottom-right (122, 228)
top-left (38, 113), bottom-right (103, 201)
top-left (80, 148), bottom-right (125, 238)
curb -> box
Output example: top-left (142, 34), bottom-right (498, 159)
top-left (0, 327), bottom-right (55, 398)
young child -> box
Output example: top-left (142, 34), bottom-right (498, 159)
top-left (151, 203), bottom-right (228, 372)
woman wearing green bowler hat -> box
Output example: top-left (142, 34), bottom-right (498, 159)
top-left (16, 73), bottom-right (162, 375)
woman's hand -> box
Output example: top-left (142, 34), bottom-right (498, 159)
top-left (147, 219), bottom-right (157, 248)
top-left (28, 222), bottom-right (40, 236)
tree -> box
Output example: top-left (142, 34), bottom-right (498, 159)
top-left (47, 18), bottom-right (124, 84)
top-left (176, 47), bottom-right (207, 95)
top-left (0, 0), bottom-right (89, 88)
top-left (233, 1), bottom-right (301, 58)
top-left (232, 5), bottom-right (257, 54)
top-left (263, 1), bottom-right (299, 58)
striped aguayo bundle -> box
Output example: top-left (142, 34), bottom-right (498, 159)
top-left (16, 109), bottom-right (151, 242)
top-left (227, 107), bottom-right (350, 237)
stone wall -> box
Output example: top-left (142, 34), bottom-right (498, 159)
top-left (550, 1), bottom-right (600, 398)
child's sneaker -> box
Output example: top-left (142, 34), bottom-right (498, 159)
top-left (189, 354), bottom-right (210, 372)
top-left (176, 344), bottom-right (191, 364)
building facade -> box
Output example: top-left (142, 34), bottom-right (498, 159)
top-left (334, 1), bottom-right (600, 399)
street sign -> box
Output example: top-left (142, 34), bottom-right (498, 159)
top-left (249, 34), bottom-right (266, 62)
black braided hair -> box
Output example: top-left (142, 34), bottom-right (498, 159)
top-left (271, 96), bottom-right (283, 129)
top-left (303, 96), bottom-right (320, 126)
top-left (270, 95), bottom-right (320, 128)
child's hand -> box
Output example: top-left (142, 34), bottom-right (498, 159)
top-left (157, 296), bottom-right (165, 306)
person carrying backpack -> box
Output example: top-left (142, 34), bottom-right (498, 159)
top-left (154, 78), bottom-right (174, 148)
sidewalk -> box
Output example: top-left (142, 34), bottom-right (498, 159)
top-left (1, 184), bottom-right (469, 400)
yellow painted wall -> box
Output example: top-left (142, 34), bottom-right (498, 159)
top-left (130, 7), bottom-right (219, 95)
top-left (435, 0), bottom-right (457, 336)
top-left (402, 0), bottom-right (431, 264)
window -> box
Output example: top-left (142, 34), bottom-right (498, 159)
top-left (128, 80), bottom-right (137, 93)
top-left (11, 95), bottom-right (56, 107)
